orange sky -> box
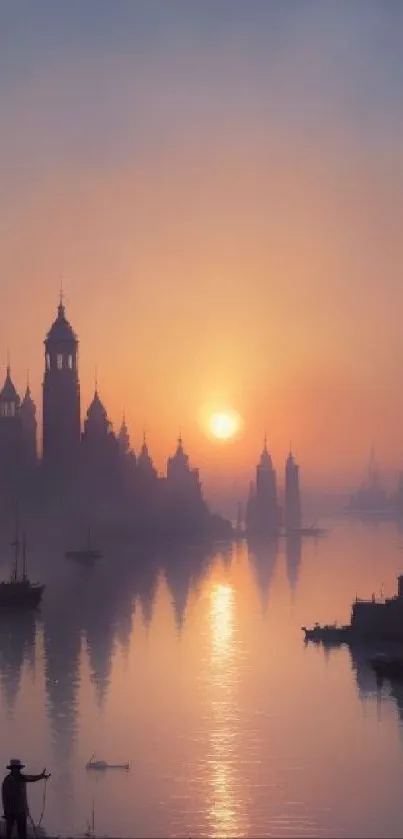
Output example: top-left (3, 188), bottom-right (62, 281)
top-left (1, 2), bottom-right (403, 500)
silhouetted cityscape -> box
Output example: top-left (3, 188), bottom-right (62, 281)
top-left (0, 296), bottom-right (234, 543)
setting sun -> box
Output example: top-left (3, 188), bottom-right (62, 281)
top-left (209, 411), bottom-right (242, 441)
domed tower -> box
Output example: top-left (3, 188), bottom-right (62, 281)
top-left (0, 365), bottom-right (22, 491)
top-left (20, 379), bottom-right (37, 469)
top-left (82, 388), bottom-right (110, 444)
top-left (42, 295), bottom-right (80, 473)
top-left (81, 388), bottom-right (119, 478)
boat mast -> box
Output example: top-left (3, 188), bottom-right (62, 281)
top-left (11, 500), bottom-right (20, 582)
top-left (22, 531), bottom-right (27, 581)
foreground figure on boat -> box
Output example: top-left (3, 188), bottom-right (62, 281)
top-left (2, 759), bottom-right (50, 839)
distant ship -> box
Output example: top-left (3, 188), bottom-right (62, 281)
top-left (86, 754), bottom-right (129, 771)
top-left (0, 512), bottom-right (45, 609)
top-left (285, 524), bottom-right (327, 537)
top-left (66, 528), bottom-right (102, 566)
top-left (303, 573), bottom-right (403, 644)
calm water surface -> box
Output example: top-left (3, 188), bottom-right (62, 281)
top-left (1, 519), bottom-right (403, 837)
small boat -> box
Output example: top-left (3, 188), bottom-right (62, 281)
top-left (66, 528), bottom-right (102, 566)
top-left (302, 623), bottom-right (351, 643)
top-left (286, 525), bottom-right (327, 537)
top-left (0, 508), bottom-right (45, 610)
top-left (86, 754), bottom-right (129, 771)
top-left (369, 653), bottom-right (403, 681)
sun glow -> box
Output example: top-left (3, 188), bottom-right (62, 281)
top-left (208, 410), bottom-right (242, 441)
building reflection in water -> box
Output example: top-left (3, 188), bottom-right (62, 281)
top-left (285, 534), bottom-right (302, 596)
top-left (207, 582), bottom-right (248, 838)
top-left (247, 536), bottom-right (279, 612)
top-left (0, 611), bottom-right (37, 714)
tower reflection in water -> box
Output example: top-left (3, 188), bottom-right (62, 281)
top-left (207, 581), bottom-right (248, 838)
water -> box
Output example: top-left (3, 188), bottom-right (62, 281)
top-left (1, 519), bottom-right (403, 837)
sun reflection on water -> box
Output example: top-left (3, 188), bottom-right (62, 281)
top-left (207, 582), bottom-right (248, 838)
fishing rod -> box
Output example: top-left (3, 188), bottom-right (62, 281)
top-left (28, 773), bottom-right (50, 838)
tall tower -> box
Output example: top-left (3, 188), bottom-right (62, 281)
top-left (246, 437), bottom-right (281, 535)
top-left (0, 365), bottom-right (22, 494)
top-left (20, 381), bottom-right (37, 470)
top-left (42, 295), bottom-right (80, 473)
top-left (285, 450), bottom-right (302, 531)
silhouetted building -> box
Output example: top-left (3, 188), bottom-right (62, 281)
top-left (285, 450), bottom-right (302, 531)
top-left (285, 533), bottom-right (302, 594)
top-left (348, 448), bottom-right (388, 515)
top-left (246, 437), bottom-right (281, 535)
top-left (0, 366), bottom-right (22, 498)
top-left (42, 297), bottom-right (80, 476)
top-left (0, 612), bottom-right (37, 714)
top-left (137, 434), bottom-right (158, 486)
top-left (0, 293), bottom-right (232, 542)
top-left (118, 415), bottom-right (137, 489)
top-left (20, 382), bottom-right (37, 471)
top-left (81, 388), bottom-right (119, 476)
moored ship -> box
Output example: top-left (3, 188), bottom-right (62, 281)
top-left (302, 623), bottom-right (351, 643)
top-left (0, 514), bottom-right (45, 609)
top-left (303, 573), bottom-right (403, 645)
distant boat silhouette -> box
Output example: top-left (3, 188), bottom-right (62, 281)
top-left (0, 505), bottom-right (45, 609)
top-left (285, 524), bottom-right (327, 537)
top-left (66, 528), bottom-right (102, 566)
top-left (85, 753), bottom-right (129, 771)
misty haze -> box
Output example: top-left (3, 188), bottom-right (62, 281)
top-left (1, 2), bottom-right (403, 838)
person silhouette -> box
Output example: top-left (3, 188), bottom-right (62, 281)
top-left (2, 758), bottom-right (50, 839)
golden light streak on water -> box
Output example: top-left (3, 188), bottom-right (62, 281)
top-left (207, 582), bottom-right (247, 838)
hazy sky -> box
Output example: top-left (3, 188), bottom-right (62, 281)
top-left (1, 0), bottom-right (403, 496)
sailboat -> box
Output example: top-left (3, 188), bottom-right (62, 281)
top-left (65, 527), bottom-right (102, 566)
top-left (0, 510), bottom-right (45, 609)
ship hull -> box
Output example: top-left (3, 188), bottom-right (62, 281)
top-left (302, 625), bottom-right (351, 644)
top-left (0, 581), bottom-right (45, 608)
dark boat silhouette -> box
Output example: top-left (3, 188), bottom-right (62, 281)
top-left (303, 575), bottom-right (403, 646)
top-left (85, 753), bottom-right (129, 771)
top-left (302, 622), bottom-right (351, 643)
top-left (0, 512), bottom-right (45, 609)
top-left (66, 528), bottom-right (102, 566)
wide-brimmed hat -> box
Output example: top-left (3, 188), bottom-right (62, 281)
top-left (7, 759), bottom-right (25, 770)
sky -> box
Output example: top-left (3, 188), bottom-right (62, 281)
top-left (1, 0), bottom-right (403, 502)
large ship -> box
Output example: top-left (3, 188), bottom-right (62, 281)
top-left (303, 573), bottom-right (403, 644)
top-left (0, 514), bottom-right (45, 609)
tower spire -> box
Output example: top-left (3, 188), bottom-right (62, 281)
top-left (6, 348), bottom-right (10, 375)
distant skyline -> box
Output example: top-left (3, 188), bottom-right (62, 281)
top-left (2, 1), bottom-right (403, 496)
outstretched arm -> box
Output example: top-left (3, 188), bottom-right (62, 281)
top-left (22, 770), bottom-right (50, 783)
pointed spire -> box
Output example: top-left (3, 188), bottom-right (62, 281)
top-left (58, 280), bottom-right (65, 316)
top-left (6, 348), bottom-right (10, 376)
